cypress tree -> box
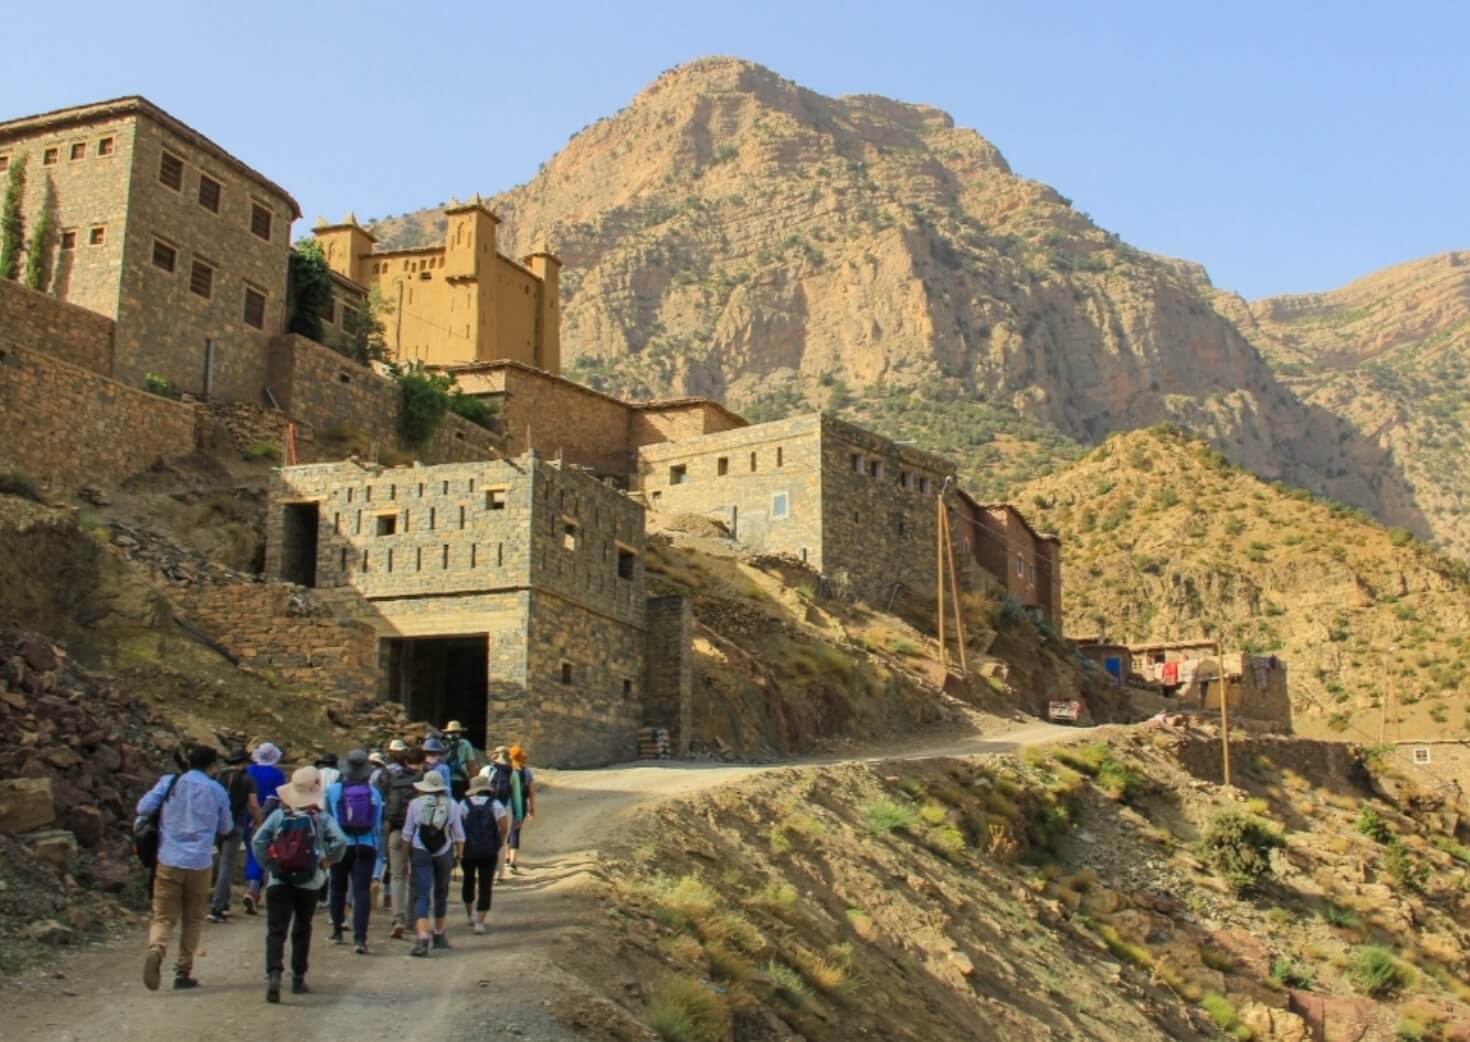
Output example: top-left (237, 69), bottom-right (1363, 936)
top-left (0, 154), bottom-right (27, 280)
top-left (23, 178), bottom-right (55, 291)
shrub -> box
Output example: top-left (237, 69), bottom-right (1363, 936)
top-left (1384, 840), bottom-right (1429, 892)
top-left (1268, 955), bottom-right (1315, 989)
top-left (1200, 809), bottom-right (1285, 893)
top-left (766, 960), bottom-right (811, 1008)
top-left (446, 391), bottom-right (497, 430)
top-left (863, 797), bottom-right (920, 834)
top-left (244, 439), bottom-right (282, 464)
top-left (996, 595), bottom-right (1027, 628)
top-left (1348, 945), bottom-right (1411, 997)
top-left (1321, 903), bottom-right (1361, 929)
top-left (1355, 804), bottom-right (1393, 844)
top-left (0, 470), bottom-right (44, 504)
top-left (143, 372), bottom-right (180, 399)
top-left (1396, 1017), bottom-right (1429, 1041)
top-left (1201, 992), bottom-right (1241, 1034)
top-left (397, 367), bottom-right (452, 445)
top-left (1388, 527), bottom-right (1415, 547)
top-left (647, 974), bottom-right (731, 1042)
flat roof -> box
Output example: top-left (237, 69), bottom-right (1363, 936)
top-left (0, 96), bottom-right (302, 218)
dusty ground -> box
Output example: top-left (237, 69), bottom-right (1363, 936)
top-left (4, 718), bottom-right (1069, 1041)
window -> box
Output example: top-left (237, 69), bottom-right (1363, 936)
top-left (776, 446), bottom-right (783, 467)
top-left (1028, 563), bottom-right (1036, 582)
top-left (868, 459), bottom-right (884, 479)
top-left (749, 451), bottom-right (758, 472)
top-left (250, 202), bottom-right (272, 241)
top-left (323, 297), bottom-right (336, 325)
top-left (243, 286), bottom-right (266, 329)
top-left (900, 471), bottom-right (912, 490)
top-left (43, 147), bottom-right (59, 165)
top-left (198, 173), bottom-right (221, 213)
top-left (159, 151), bottom-right (183, 190)
top-left (97, 137), bottom-right (114, 156)
top-left (850, 452), bottom-right (863, 474)
top-left (69, 142), bottom-right (86, 161)
top-left (375, 514), bottom-right (397, 536)
top-left (622, 679), bottom-right (633, 699)
top-left (717, 456), bottom-right (729, 476)
top-left (0, 155), bottom-right (9, 172)
top-left (151, 239), bottom-right (176, 272)
top-left (771, 492), bottom-right (790, 519)
top-left (189, 259), bottom-right (213, 299)
top-left (919, 477), bottom-right (932, 495)
top-left (1016, 553), bottom-right (1025, 578)
top-left (88, 226), bottom-right (106, 246)
top-left (486, 488), bottom-right (506, 510)
top-left (562, 521), bottom-right (578, 551)
top-left (560, 662), bottom-right (574, 685)
top-left (1413, 747), bottom-right (1432, 766)
top-left (617, 547), bottom-right (636, 580)
top-left (60, 230), bottom-right (77, 250)
top-left (669, 464), bottom-right (687, 485)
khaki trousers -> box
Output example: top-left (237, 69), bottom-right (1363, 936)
top-left (148, 864), bottom-right (212, 974)
top-left (388, 828), bottom-right (411, 924)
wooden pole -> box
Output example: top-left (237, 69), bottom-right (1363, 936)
top-left (941, 506), bottom-right (968, 673)
top-left (936, 494), bottom-right (946, 669)
top-left (1217, 640), bottom-right (1231, 787)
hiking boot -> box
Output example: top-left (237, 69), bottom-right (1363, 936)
top-left (391, 921), bottom-right (405, 940)
top-left (432, 932), bottom-right (450, 950)
top-left (143, 950), bottom-right (162, 991)
top-left (291, 976), bottom-right (310, 995)
top-left (354, 941), bottom-right (368, 955)
top-left (266, 971), bottom-right (282, 1004)
top-left (410, 942), bottom-right (429, 958)
top-left (242, 894), bottom-right (257, 915)
top-left (173, 974), bottom-right (200, 990)
top-left (207, 910), bottom-right (225, 924)
top-left (329, 925), bottom-right (345, 945)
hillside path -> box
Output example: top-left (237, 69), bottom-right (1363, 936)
top-left (6, 719), bottom-right (1074, 1042)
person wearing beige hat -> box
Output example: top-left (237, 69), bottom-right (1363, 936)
top-left (402, 770), bottom-right (465, 956)
top-left (250, 766), bottom-right (348, 1003)
top-left (441, 720), bottom-right (478, 801)
top-left (457, 774), bottom-right (509, 934)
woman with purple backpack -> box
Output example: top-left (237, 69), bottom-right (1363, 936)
top-left (323, 749), bottom-right (383, 954)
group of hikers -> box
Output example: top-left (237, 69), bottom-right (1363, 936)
top-left (133, 721), bottom-right (536, 1002)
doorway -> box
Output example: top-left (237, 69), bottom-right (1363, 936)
top-left (280, 503), bottom-right (319, 587)
top-left (383, 635), bottom-right (490, 750)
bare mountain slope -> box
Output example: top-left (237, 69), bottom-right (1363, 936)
top-left (370, 57), bottom-right (1424, 531)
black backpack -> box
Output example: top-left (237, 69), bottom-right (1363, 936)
top-left (384, 769), bottom-right (420, 830)
top-left (487, 762), bottom-right (514, 803)
top-left (219, 767), bottom-right (253, 823)
top-left (461, 798), bottom-right (501, 860)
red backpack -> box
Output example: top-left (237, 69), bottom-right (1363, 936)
top-left (269, 811), bottom-right (318, 885)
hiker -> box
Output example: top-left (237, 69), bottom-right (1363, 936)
top-left (324, 749), bottom-right (383, 954)
top-left (252, 766), bottom-right (348, 1003)
top-left (505, 745), bottom-right (537, 877)
top-left (135, 745), bottom-right (233, 992)
top-left (242, 742), bottom-right (286, 915)
top-left (383, 745), bottom-right (425, 937)
top-left (422, 736), bottom-right (453, 792)
top-left (402, 770), bottom-right (464, 956)
top-left (316, 751), bottom-right (341, 789)
top-left (442, 720), bottom-right (478, 801)
top-left (458, 774), bottom-right (508, 934)
top-left (209, 747), bottom-right (263, 923)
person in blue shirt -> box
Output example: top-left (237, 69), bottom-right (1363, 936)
top-left (135, 745), bottom-right (232, 993)
top-left (242, 742), bottom-right (286, 915)
top-left (323, 748), bottom-right (384, 954)
top-left (421, 736), bottom-right (453, 791)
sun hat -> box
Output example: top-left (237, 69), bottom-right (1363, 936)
top-left (388, 739), bottom-right (408, 753)
top-left (443, 720), bottom-right (466, 734)
top-left (224, 746), bottom-right (249, 765)
top-left (467, 775), bottom-right (492, 795)
top-left (413, 771), bottom-right (448, 794)
top-left (422, 737), bottom-right (446, 754)
top-left (509, 744), bottom-right (527, 767)
top-left (343, 748), bottom-right (372, 781)
top-left (368, 751), bottom-right (387, 767)
top-left (276, 766), bottom-right (325, 810)
top-left (252, 742), bottom-right (282, 767)
top-left (491, 745), bottom-right (510, 766)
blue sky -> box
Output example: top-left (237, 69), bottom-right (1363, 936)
top-left (6, 1), bottom-right (1465, 298)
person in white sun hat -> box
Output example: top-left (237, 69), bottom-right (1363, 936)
top-left (402, 770), bottom-right (465, 957)
top-left (441, 720), bottom-right (478, 801)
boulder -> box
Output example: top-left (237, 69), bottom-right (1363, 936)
top-left (81, 858), bottom-right (132, 894)
top-left (0, 776), bottom-right (56, 833)
top-left (62, 805), bottom-right (105, 849)
top-left (1241, 1003), bottom-right (1310, 1042)
top-left (27, 828), bottom-right (78, 869)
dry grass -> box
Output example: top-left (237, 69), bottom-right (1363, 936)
top-left (648, 974), bottom-right (732, 1042)
top-left (787, 942), bottom-right (849, 991)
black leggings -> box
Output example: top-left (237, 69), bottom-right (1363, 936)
top-left (265, 884), bottom-right (317, 978)
top-left (461, 856), bottom-right (496, 912)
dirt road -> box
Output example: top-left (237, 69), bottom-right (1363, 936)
top-left (6, 719), bottom-right (1076, 1042)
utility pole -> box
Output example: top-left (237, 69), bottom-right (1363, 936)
top-left (940, 504), bottom-right (968, 673)
top-left (936, 494), bottom-right (946, 670)
top-left (1217, 638), bottom-right (1231, 787)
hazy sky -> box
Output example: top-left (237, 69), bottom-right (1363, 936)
top-left (6, 1), bottom-right (1464, 298)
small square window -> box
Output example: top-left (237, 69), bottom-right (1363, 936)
top-left (900, 470), bottom-right (912, 490)
top-left (323, 297), bottom-right (336, 325)
top-left (88, 226), bottom-right (106, 246)
top-left (560, 662), bottom-right (574, 685)
top-left (159, 151), bottom-right (183, 190)
top-left (771, 492), bottom-right (790, 520)
top-left (375, 514), bottom-right (397, 536)
top-left (97, 137), bottom-right (114, 156)
top-left (151, 240), bottom-right (176, 272)
top-left (250, 202), bottom-right (273, 241)
top-left (60, 230), bottom-right (77, 250)
top-left (243, 286), bottom-right (267, 329)
top-left (190, 259), bottom-right (214, 299)
top-left (669, 464), bottom-right (687, 485)
top-left (617, 547), bottom-right (636, 580)
top-left (69, 142), bottom-right (86, 161)
top-left (1413, 747), bottom-right (1432, 765)
top-left (850, 452), bottom-right (863, 474)
top-left (486, 488), bottom-right (507, 510)
top-left (717, 456), bottom-right (729, 476)
top-left (919, 476), bottom-right (932, 495)
top-left (43, 147), bottom-right (59, 165)
top-left (198, 174), bottom-right (221, 213)
top-left (868, 459), bottom-right (884, 479)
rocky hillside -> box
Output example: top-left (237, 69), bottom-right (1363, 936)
top-left (369, 57), bottom-right (1423, 524)
top-left (1212, 252), bottom-right (1470, 559)
top-left (1020, 427), bottom-right (1470, 740)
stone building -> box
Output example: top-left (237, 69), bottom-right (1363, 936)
top-left (0, 97), bottom-right (300, 399)
top-left (312, 201), bottom-right (560, 372)
top-left (636, 412), bottom-right (958, 608)
top-left (265, 454), bottom-right (690, 767)
top-left (1128, 640), bottom-right (1291, 726)
top-left (955, 496), bottom-right (1063, 623)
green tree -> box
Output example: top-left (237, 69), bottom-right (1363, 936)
top-left (287, 239), bottom-right (332, 342)
top-left (339, 287), bottom-right (392, 366)
top-left (0, 153), bottom-right (27, 281)
top-left (22, 177), bottom-right (56, 291)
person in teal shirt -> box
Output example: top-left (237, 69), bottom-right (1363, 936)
top-left (323, 749), bottom-right (383, 954)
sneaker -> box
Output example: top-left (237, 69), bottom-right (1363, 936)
top-left (207, 911), bottom-right (225, 924)
top-left (509, 863), bottom-right (519, 876)
top-left (410, 942), bottom-right (429, 958)
top-left (391, 922), bottom-right (405, 940)
top-left (242, 894), bottom-right (258, 916)
top-left (473, 922), bottom-right (486, 935)
top-left (173, 975), bottom-right (200, 990)
top-left (465, 903), bottom-right (475, 927)
top-left (291, 977), bottom-right (310, 995)
top-left (266, 971), bottom-right (282, 1004)
top-left (354, 943), bottom-right (368, 955)
top-left (143, 950), bottom-right (162, 991)
top-left (329, 926), bottom-right (345, 945)
top-left (432, 933), bottom-right (450, 950)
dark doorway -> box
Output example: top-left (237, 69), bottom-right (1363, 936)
top-left (383, 635), bottom-right (489, 750)
top-left (280, 503), bottom-right (319, 587)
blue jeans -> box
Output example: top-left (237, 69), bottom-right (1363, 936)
top-left (410, 847), bottom-right (452, 922)
top-left (329, 845), bottom-right (376, 944)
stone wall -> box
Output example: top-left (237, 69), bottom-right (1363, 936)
top-left (629, 401), bottom-right (747, 447)
top-left (0, 277), bottom-right (115, 375)
top-left (643, 595), bottom-right (693, 756)
top-left (477, 364), bottom-right (634, 476)
top-left (0, 343), bottom-right (199, 494)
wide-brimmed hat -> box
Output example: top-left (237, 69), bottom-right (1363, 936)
top-left (443, 720), bottom-right (467, 734)
top-left (467, 775), bottom-right (493, 795)
top-left (224, 746), bottom-right (249, 765)
top-left (276, 766), bottom-right (324, 810)
top-left (387, 739), bottom-right (408, 753)
top-left (413, 772), bottom-right (448, 794)
top-left (491, 745), bottom-right (510, 766)
top-left (422, 737), bottom-right (446, 754)
top-left (252, 742), bottom-right (282, 766)
top-left (368, 751), bottom-right (387, 767)
top-left (343, 748), bottom-right (372, 781)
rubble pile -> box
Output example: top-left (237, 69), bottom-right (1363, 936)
top-left (106, 520), bottom-right (256, 587)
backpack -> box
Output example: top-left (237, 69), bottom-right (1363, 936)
top-left (444, 739), bottom-right (469, 781)
top-left (220, 767), bottom-right (253, 824)
top-left (132, 773), bottom-right (180, 869)
top-left (338, 779), bottom-right (376, 836)
top-left (270, 812), bottom-right (318, 887)
top-left (416, 794), bottom-right (450, 853)
top-left (461, 798), bottom-right (500, 860)
top-left (486, 762), bottom-right (514, 803)
top-left (385, 770), bottom-right (420, 830)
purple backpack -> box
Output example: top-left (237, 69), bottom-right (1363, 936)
top-left (339, 780), bottom-right (375, 835)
